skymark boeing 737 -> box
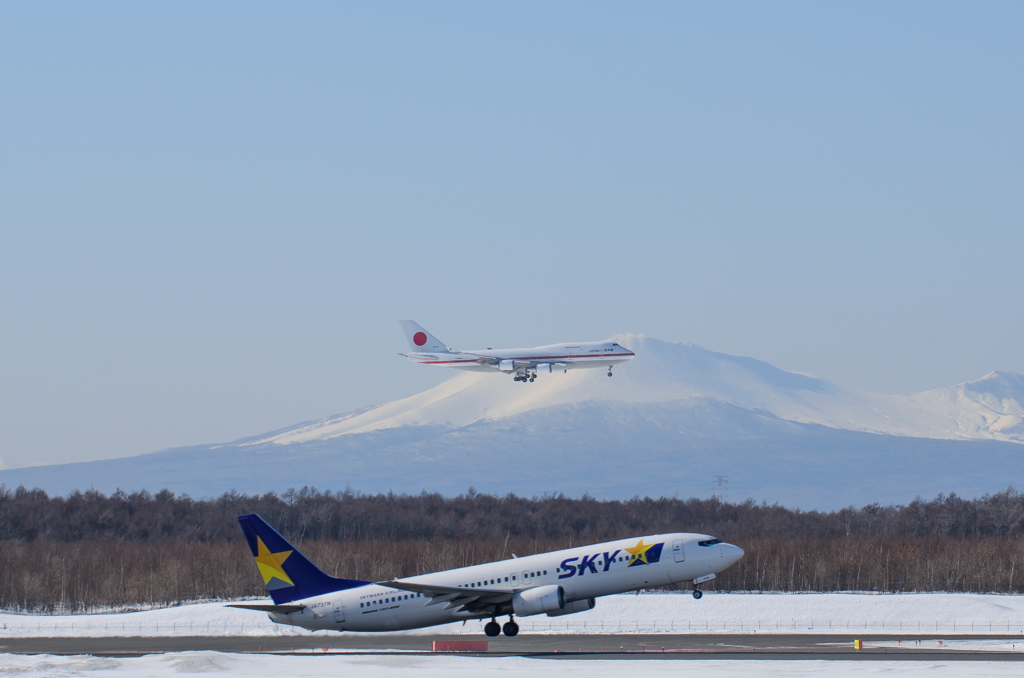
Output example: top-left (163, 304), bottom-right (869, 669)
top-left (229, 514), bottom-right (744, 636)
top-left (398, 320), bottom-right (636, 382)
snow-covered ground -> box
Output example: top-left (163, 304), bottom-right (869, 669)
top-left (872, 638), bottom-right (1024, 652)
top-left (1, 653), bottom-right (1023, 678)
top-left (4, 593), bottom-right (1024, 638)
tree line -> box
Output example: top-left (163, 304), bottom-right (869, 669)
top-left (2, 484), bottom-right (1023, 612)
top-left (4, 484), bottom-right (1024, 543)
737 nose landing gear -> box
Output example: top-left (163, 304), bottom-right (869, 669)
top-left (691, 573), bottom-right (714, 599)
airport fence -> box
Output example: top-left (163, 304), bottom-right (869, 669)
top-left (2, 618), bottom-right (1024, 637)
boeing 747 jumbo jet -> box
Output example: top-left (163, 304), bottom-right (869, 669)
top-left (229, 514), bottom-right (744, 636)
top-left (398, 320), bottom-right (636, 382)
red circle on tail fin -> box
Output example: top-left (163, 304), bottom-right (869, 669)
top-left (413, 332), bottom-right (427, 346)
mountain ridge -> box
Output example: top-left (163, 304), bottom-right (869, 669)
top-left (2, 334), bottom-right (1021, 509)
top-left (244, 335), bottom-right (1024, 447)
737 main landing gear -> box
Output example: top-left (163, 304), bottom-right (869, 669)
top-left (692, 585), bottom-right (703, 600)
top-left (607, 367), bottom-right (613, 377)
top-left (486, 614), bottom-right (519, 637)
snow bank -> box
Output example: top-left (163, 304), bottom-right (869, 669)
top-left (4, 592), bottom-right (1024, 638)
top-left (0, 652), bottom-right (1022, 678)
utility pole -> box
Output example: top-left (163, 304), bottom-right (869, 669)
top-left (712, 475), bottom-right (729, 504)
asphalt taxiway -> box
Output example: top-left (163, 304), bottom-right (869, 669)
top-left (4, 634), bottom-right (1024, 661)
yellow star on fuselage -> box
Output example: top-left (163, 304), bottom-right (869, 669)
top-left (625, 539), bottom-right (655, 566)
top-left (254, 536), bottom-right (294, 586)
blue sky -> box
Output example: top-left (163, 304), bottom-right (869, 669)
top-left (1, 2), bottom-right (1022, 469)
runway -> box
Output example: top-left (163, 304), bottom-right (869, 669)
top-left (4, 633), bottom-right (1024, 661)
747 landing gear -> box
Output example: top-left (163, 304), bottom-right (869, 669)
top-left (502, 616), bottom-right (519, 637)
top-left (484, 619), bottom-right (501, 637)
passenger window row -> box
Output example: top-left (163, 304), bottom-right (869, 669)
top-left (455, 569), bottom-right (548, 588)
top-left (359, 593), bottom-right (423, 608)
top-left (460, 578), bottom-right (501, 588)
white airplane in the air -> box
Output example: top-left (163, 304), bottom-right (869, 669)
top-left (398, 320), bottom-right (636, 382)
top-left (229, 514), bottom-right (744, 636)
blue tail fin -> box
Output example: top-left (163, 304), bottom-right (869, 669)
top-left (237, 514), bottom-right (370, 604)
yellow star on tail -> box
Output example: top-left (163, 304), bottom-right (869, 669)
top-left (254, 536), bottom-right (294, 585)
top-left (625, 539), bottom-right (655, 566)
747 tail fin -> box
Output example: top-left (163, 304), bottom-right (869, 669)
top-left (237, 514), bottom-right (370, 604)
top-left (399, 320), bottom-right (449, 353)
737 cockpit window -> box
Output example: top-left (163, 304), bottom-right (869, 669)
top-left (698, 539), bottom-right (722, 547)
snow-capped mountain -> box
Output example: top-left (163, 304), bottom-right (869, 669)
top-left (2, 335), bottom-right (1021, 508)
top-left (249, 335), bottom-right (1024, 447)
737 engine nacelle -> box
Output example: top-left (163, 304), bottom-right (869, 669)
top-left (511, 585), bottom-right (565, 617)
top-left (546, 597), bottom-right (595, 617)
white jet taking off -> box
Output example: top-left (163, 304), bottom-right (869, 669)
top-left (230, 513), bottom-right (743, 637)
top-left (399, 320), bottom-right (635, 382)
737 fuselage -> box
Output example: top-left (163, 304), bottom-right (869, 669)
top-left (230, 514), bottom-right (743, 637)
top-left (399, 320), bottom-right (636, 382)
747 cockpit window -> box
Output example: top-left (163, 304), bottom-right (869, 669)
top-left (698, 539), bottom-right (722, 547)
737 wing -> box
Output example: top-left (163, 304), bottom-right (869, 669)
top-left (378, 580), bottom-right (513, 613)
